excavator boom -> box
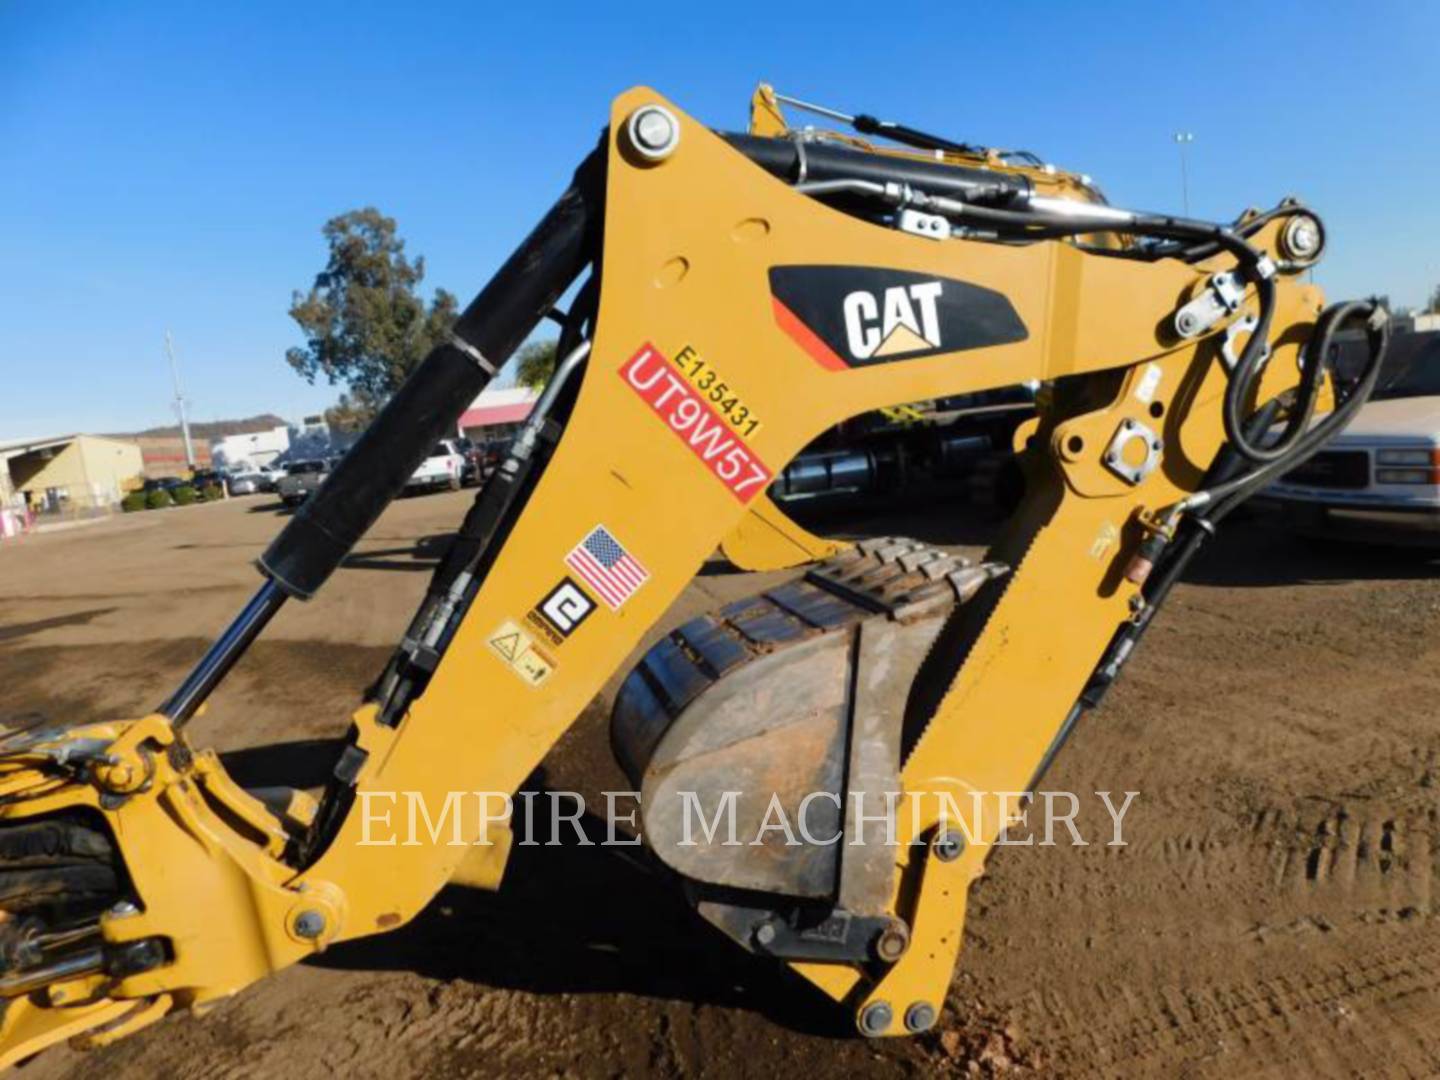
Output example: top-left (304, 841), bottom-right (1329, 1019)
top-left (0, 87), bottom-right (1387, 1063)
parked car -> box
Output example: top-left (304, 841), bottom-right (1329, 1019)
top-left (1264, 315), bottom-right (1440, 544)
top-left (456, 437), bottom-right (481, 486)
top-left (275, 459), bottom-right (332, 507)
top-left (406, 440), bottom-right (465, 494)
top-left (189, 468), bottom-right (225, 493)
top-left (457, 436), bottom-right (506, 486)
top-left (142, 476), bottom-right (187, 494)
top-left (226, 470), bottom-right (270, 496)
top-left (463, 434), bottom-right (515, 486)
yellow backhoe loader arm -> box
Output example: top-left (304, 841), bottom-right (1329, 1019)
top-left (0, 87), bottom-right (1388, 1063)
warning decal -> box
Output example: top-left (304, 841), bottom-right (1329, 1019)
top-left (486, 619), bottom-right (555, 687)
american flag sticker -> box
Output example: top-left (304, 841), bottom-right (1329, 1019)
top-left (564, 525), bottom-right (649, 611)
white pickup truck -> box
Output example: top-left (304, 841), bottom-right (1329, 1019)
top-left (404, 440), bottom-right (465, 494)
top-left (1266, 314), bottom-right (1440, 543)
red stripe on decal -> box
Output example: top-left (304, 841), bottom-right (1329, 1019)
top-left (771, 296), bottom-right (848, 372)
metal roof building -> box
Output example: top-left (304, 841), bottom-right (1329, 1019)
top-left (457, 386), bottom-right (539, 442)
top-left (0, 433), bottom-right (144, 515)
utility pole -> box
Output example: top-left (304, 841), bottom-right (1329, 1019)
top-left (1173, 132), bottom-right (1194, 216)
top-left (165, 331), bottom-right (196, 470)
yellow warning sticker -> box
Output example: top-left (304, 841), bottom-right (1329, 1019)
top-left (486, 619), bottom-right (555, 687)
top-left (1090, 521), bottom-right (1119, 560)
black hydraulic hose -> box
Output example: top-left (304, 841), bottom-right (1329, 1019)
top-left (1152, 202), bottom-right (1318, 265)
top-left (947, 197), bottom-right (1363, 479)
top-left (257, 144), bottom-right (605, 600)
top-left (1194, 299), bottom-right (1390, 509)
top-left (1143, 401), bottom-right (1282, 597)
top-left (1218, 274), bottom-right (1295, 463)
top-left (725, 133), bottom-right (1031, 206)
top-left (948, 202), bottom-right (1283, 443)
top-left (1077, 398), bottom-right (1282, 714)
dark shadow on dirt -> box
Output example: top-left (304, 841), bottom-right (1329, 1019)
top-left (1184, 515), bottom-right (1440, 588)
top-left (341, 534), bottom-right (453, 573)
top-left (0, 608), bottom-right (117, 644)
top-left (246, 500), bottom-right (292, 515)
top-left (310, 786), bottom-right (852, 1038)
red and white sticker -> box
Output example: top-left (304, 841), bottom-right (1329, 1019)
top-left (620, 343), bottom-right (773, 502)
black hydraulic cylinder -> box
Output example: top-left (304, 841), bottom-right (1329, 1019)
top-left (725, 133), bottom-right (1031, 206)
top-left (850, 114), bottom-right (979, 156)
top-left (258, 146), bottom-right (605, 600)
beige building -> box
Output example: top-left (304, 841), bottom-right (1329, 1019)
top-left (0, 434), bottom-right (145, 514)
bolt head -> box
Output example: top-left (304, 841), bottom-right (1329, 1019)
top-left (859, 1000), bottom-right (894, 1036)
top-left (294, 910), bottom-right (326, 940)
top-left (1281, 214), bottom-right (1323, 261)
top-left (626, 105), bottom-right (680, 161)
top-left (933, 830), bottom-right (965, 862)
top-left (874, 923), bottom-right (910, 962)
top-left (904, 1001), bottom-right (937, 1033)
top-left (754, 920), bottom-right (778, 947)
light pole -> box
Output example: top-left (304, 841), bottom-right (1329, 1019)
top-left (165, 330), bottom-right (196, 470)
top-left (1174, 132), bottom-right (1194, 216)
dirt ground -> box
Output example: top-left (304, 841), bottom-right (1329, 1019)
top-left (2, 491), bottom-right (1439, 1078)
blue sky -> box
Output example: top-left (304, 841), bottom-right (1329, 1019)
top-left (2, 1), bottom-right (1437, 436)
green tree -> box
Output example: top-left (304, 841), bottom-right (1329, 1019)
top-left (324, 389), bottom-right (381, 433)
top-left (514, 340), bottom-right (559, 391)
top-left (287, 208), bottom-right (458, 403)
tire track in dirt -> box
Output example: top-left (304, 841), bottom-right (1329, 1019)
top-left (5, 498), bottom-right (1440, 1078)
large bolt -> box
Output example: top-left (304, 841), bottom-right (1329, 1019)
top-left (753, 919), bottom-right (779, 949)
top-left (904, 1001), bottom-right (937, 1033)
top-left (933, 830), bottom-right (965, 862)
top-left (626, 105), bottom-right (680, 161)
top-left (294, 910), bottom-right (326, 940)
top-left (874, 922), bottom-right (910, 962)
top-left (859, 1000), bottom-right (893, 1036)
top-left (1281, 214), bottom-right (1322, 261)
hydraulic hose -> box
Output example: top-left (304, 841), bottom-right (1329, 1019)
top-left (940, 200), bottom-right (1284, 447)
top-left (943, 196), bottom-right (1373, 479)
top-left (1183, 298), bottom-right (1390, 512)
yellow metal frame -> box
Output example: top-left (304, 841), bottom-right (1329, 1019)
top-left (0, 86), bottom-right (1323, 1060)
